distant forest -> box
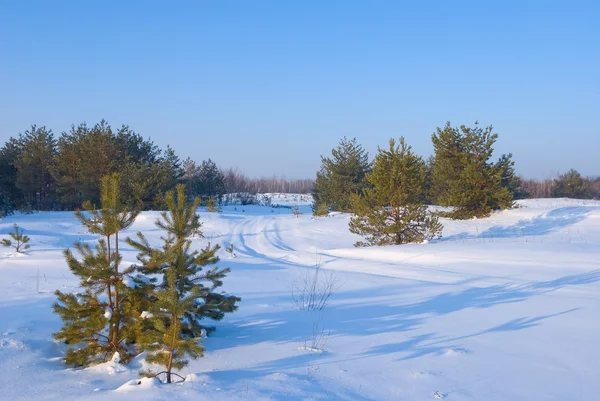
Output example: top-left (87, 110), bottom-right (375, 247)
top-left (0, 121), bottom-right (312, 215)
top-left (0, 120), bottom-right (598, 216)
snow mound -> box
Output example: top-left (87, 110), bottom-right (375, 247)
top-left (115, 377), bottom-right (161, 392)
top-left (86, 353), bottom-right (129, 375)
top-left (443, 347), bottom-right (469, 357)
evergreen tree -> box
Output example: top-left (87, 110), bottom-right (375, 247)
top-left (54, 173), bottom-right (140, 366)
top-left (127, 185), bottom-right (240, 383)
top-left (198, 159), bottom-right (225, 200)
top-left (0, 138), bottom-right (22, 216)
top-left (52, 121), bottom-right (118, 208)
top-left (551, 169), bottom-right (595, 199)
top-left (53, 240), bottom-right (136, 366)
top-left (313, 137), bottom-right (371, 213)
top-left (14, 125), bottom-right (57, 211)
top-left (182, 157), bottom-right (201, 199)
top-left (146, 146), bottom-right (184, 209)
top-left (431, 122), bottom-right (512, 218)
top-left (496, 153), bottom-right (527, 200)
top-left (1, 224), bottom-right (31, 253)
top-left (139, 263), bottom-right (204, 383)
top-left (349, 138), bottom-right (442, 246)
top-left (113, 125), bottom-right (161, 167)
top-left (182, 158), bottom-right (225, 201)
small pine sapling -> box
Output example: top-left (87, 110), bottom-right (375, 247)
top-left (53, 240), bottom-right (138, 366)
top-left (312, 202), bottom-right (329, 217)
top-left (128, 185), bottom-right (240, 383)
top-left (1, 224), bottom-right (31, 253)
top-left (53, 173), bottom-right (140, 366)
top-left (139, 266), bottom-right (204, 383)
top-left (292, 206), bottom-right (302, 218)
top-left (225, 243), bottom-right (236, 258)
top-left (205, 196), bottom-right (221, 213)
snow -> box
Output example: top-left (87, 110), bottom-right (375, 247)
top-left (1, 197), bottom-right (600, 400)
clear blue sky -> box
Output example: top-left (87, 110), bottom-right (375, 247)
top-left (1, 1), bottom-right (598, 179)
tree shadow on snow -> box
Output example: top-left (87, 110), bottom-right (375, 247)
top-left (207, 269), bottom-right (600, 380)
top-left (365, 308), bottom-right (579, 361)
top-left (442, 206), bottom-right (594, 242)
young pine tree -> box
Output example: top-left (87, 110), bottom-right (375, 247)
top-left (313, 137), bottom-right (371, 213)
top-left (431, 122), bottom-right (513, 218)
top-left (1, 224), bottom-right (31, 253)
top-left (127, 184), bottom-right (240, 383)
top-left (53, 173), bottom-right (140, 366)
top-left (350, 138), bottom-right (442, 246)
top-left (496, 153), bottom-right (527, 200)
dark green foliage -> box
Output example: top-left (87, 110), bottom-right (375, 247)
top-left (312, 202), bottom-right (329, 216)
top-left (496, 153), bottom-right (528, 200)
top-left (127, 185), bottom-right (239, 382)
top-left (431, 122), bottom-right (513, 219)
top-left (139, 266), bottom-right (204, 383)
top-left (14, 126), bottom-right (57, 211)
top-left (0, 192), bottom-right (13, 218)
top-left (183, 158), bottom-right (226, 201)
top-left (52, 121), bottom-right (118, 209)
top-left (551, 169), bottom-right (595, 199)
top-left (350, 138), bottom-right (442, 246)
top-left (0, 120), bottom-right (178, 211)
top-left (313, 137), bottom-right (371, 213)
top-left (0, 138), bottom-right (25, 213)
top-left (53, 240), bottom-right (137, 366)
top-left (54, 174), bottom-right (140, 366)
top-left (1, 224), bottom-right (31, 252)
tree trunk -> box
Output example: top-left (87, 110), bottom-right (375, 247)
top-left (106, 234), bottom-right (116, 352)
top-left (166, 314), bottom-right (177, 384)
top-left (112, 231), bottom-right (120, 347)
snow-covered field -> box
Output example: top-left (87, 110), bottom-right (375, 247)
top-left (1, 197), bottom-right (599, 400)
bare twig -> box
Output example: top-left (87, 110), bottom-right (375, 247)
top-left (292, 260), bottom-right (340, 311)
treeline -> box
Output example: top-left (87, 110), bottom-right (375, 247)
top-left (222, 168), bottom-right (313, 194)
top-left (520, 171), bottom-right (600, 199)
top-left (0, 120), bottom-right (312, 216)
top-left (313, 122), bottom-right (519, 220)
top-left (312, 122), bottom-right (598, 247)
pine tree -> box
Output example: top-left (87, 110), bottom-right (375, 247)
top-left (53, 173), bottom-right (140, 366)
top-left (0, 137), bottom-right (24, 214)
top-left (349, 138), bottom-right (442, 246)
top-left (139, 264), bottom-right (204, 383)
top-left (431, 122), bottom-right (513, 219)
top-left (14, 125), bottom-right (57, 211)
top-left (53, 240), bottom-right (137, 365)
top-left (52, 121), bottom-right (119, 208)
top-left (197, 159), bottom-right (225, 200)
top-left (127, 184), bottom-right (240, 383)
top-left (313, 137), bottom-right (371, 213)
top-left (551, 169), bottom-right (595, 199)
top-left (1, 224), bottom-right (31, 253)
top-left (311, 202), bottom-right (329, 217)
top-left (496, 153), bottom-right (527, 199)
top-left (182, 158), bottom-right (226, 202)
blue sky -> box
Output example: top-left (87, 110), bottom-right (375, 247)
top-left (1, 1), bottom-right (598, 179)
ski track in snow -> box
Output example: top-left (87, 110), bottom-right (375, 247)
top-left (0, 197), bottom-right (599, 400)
